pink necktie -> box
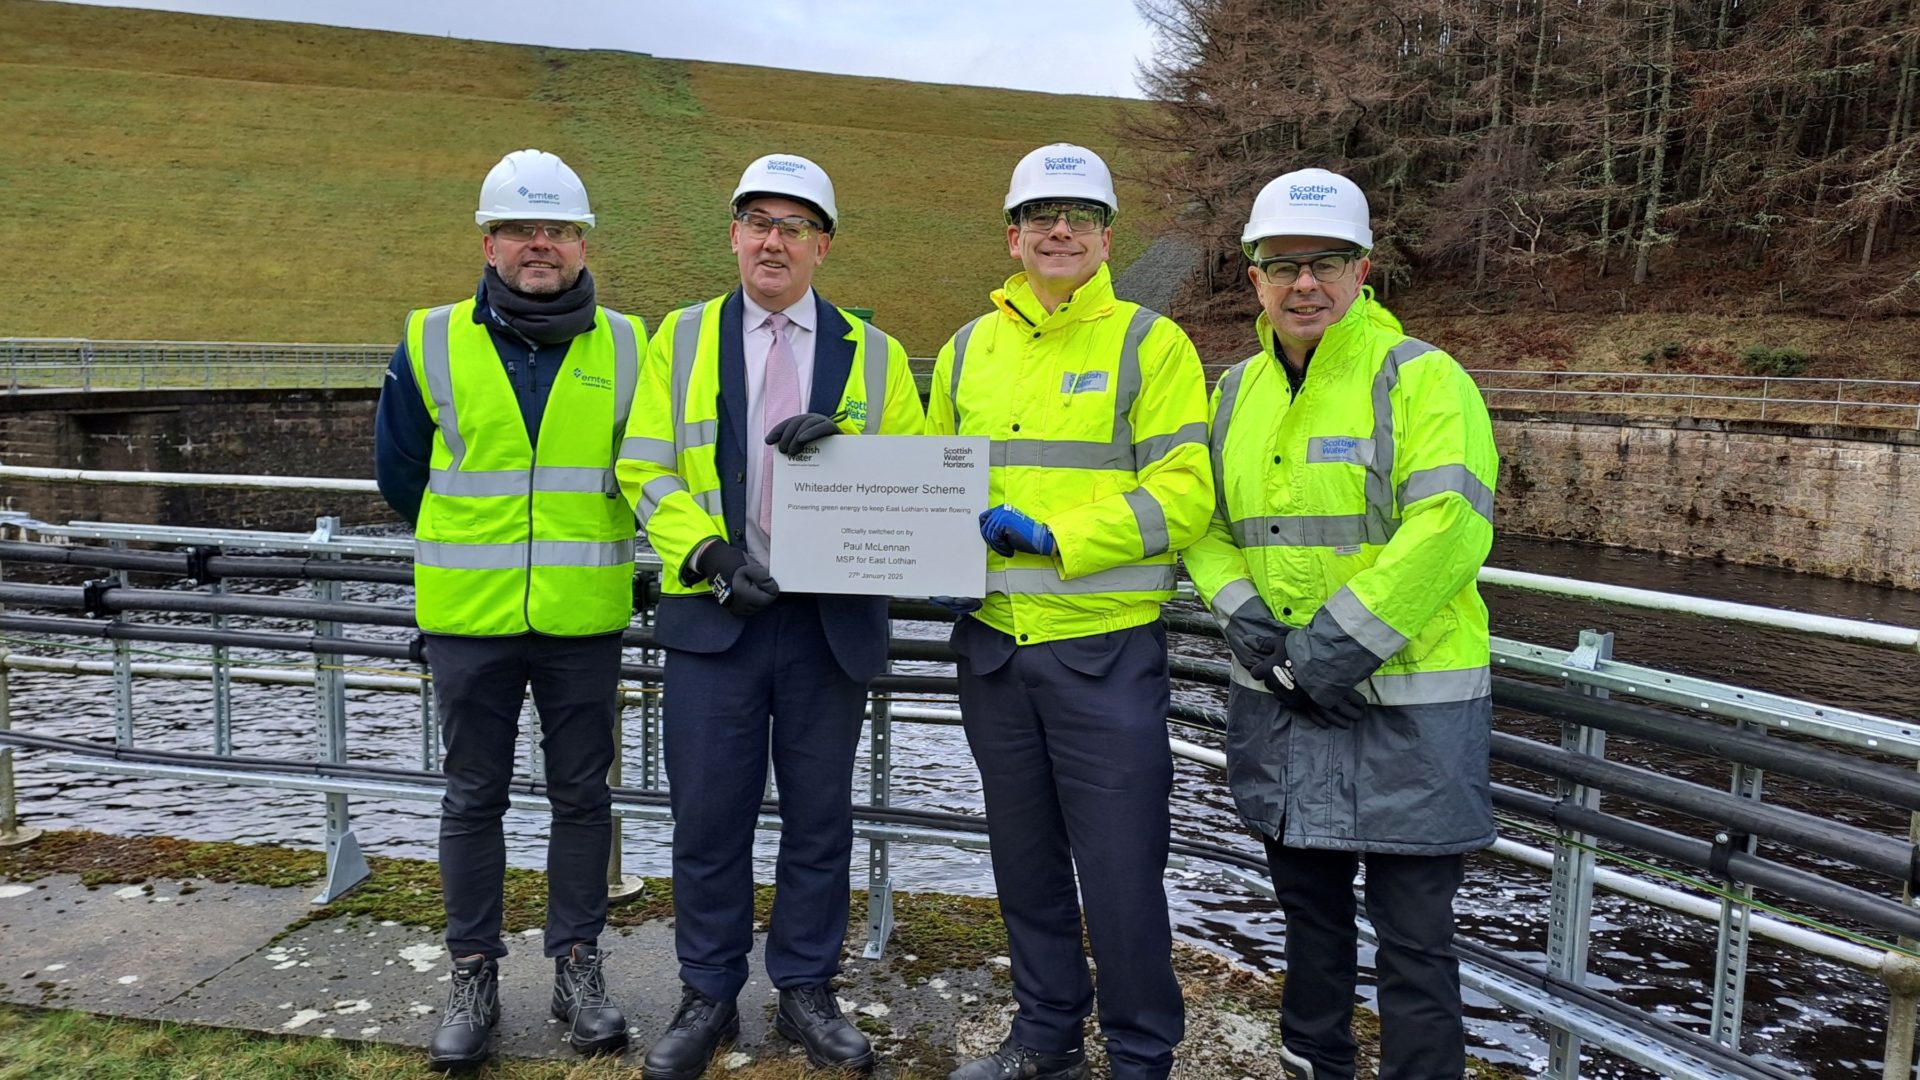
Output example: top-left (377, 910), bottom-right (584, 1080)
top-left (759, 311), bottom-right (800, 537)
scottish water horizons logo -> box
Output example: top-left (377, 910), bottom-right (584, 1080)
top-left (1289, 184), bottom-right (1339, 203)
top-left (1043, 156), bottom-right (1088, 172)
top-left (766, 159), bottom-right (806, 174)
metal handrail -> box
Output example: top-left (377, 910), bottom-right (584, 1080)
top-left (1468, 369), bottom-right (1920, 431)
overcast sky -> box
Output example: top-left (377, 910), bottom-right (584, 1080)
top-left (60, 0), bottom-right (1161, 98)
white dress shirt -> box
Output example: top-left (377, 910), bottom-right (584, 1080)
top-left (741, 288), bottom-right (818, 566)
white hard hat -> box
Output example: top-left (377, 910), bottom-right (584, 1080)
top-left (1241, 168), bottom-right (1372, 252)
top-left (732, 154), bottom-right (838, 235)
top-left (1004, 143), bottom-right (1118, 219)
top-left (475, 149), bottom-right (595, 230)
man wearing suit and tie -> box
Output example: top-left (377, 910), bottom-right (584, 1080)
top-left (615, 153), bottom-right (925, 1080)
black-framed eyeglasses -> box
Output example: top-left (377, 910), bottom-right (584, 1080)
top-left (736, 211), bottom-right (822, 242)
top-left (489, 221), bottom-right (585, 243)
top-left (1015, 202), bottom-right (1109, 234)
top-left (1251, 248), bottom-right (1364, 286)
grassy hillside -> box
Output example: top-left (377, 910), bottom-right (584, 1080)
top-left (0, 1), bottom-right (1157, 353)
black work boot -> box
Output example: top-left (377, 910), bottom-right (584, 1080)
top-left (551, 943), bottom-right (629, 1055)
top-left (427, 954), bottom-right (500, 1072)
top-left (775, 983), bottom-right (876, 1072)
top-left (642, 985), bottom-right (740, 1080)
top-left (947, 1036), bottom-right (1090, 1080)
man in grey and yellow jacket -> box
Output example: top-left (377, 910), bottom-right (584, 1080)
top-left (927, 144), bottom-right (1211, 1080)
top-left (375, 149), bottom-right (641, 1070)
top-left (1182, 168), bottom-right (1498, 1080)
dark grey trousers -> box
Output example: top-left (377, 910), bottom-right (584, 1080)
top-left (1263, 839), bottom-right (1467, 1080)
top-left (425, 631), bottom-right (621, 961)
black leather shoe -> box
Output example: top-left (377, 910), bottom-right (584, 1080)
top-left (775, 983), bottom-right (876, 1071)
top-left (551, 943), bottom-right (629, 1055)
top-left (947, 1036), bottom-right (1089, 1080)
top-left (427, 954), bottom-right (500, 1072)
top-left (642, 985), bottom-right (740, 1080)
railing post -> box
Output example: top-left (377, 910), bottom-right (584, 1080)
top-left (1710, 723), bottom-right (1764, 1050)
top-left (0, 646), bottom-right (43, 849)
top-left (211, 573), bottom-right (232, 757)
top-left (110, 544), bottom-right (133, 748)
top-left (606, 674), bottom-right (645, 901)
top-left (638, 572), bottom-right (661, 791)
top-left (419, 668), bottom-right (439, 771)
top-left (1881, 762), bottom-right (1920, 1080)
top-left (1545, 628), bottom-right (1612, 1080)
top-left (310, 519), bottom-right (367, 903)
top-left (864, 683), bottom-right (895, 958)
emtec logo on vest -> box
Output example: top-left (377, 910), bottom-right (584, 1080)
top-left (1044, 156), bottom-right (1088, 173)
top-left (572, 367), bottom-right (612, 391)
top-left (516, 185), bottom-right (562, 206)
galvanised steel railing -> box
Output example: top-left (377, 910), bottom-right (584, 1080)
top-left (3, 479), bottom-right (1920, 1077)
top-left (1470, 369), bottom-right (1920, 430)
top-left (1, 338), bottom-right (393, 393)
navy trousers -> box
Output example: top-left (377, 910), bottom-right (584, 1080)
top-left (954, 619), bottom-right (1186, 1080)
top-left (663, 593), bottom-right (868, 1002)
top-left (1263, 839), bottom-right (1467, 1080)
top-left (426, 631), bottom-right (621, 961)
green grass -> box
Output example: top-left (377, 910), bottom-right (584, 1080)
top-left (0, 0), bottom-right (1157, 354)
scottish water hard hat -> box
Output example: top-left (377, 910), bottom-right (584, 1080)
top-left (1004, 143), bottom-right (1118, 219)
top-left (1241, 168), bottom-right (1372, 253)
top-left (732, 154), bottom-right (838, 235)
top-left (474, 149), bottom-right (595, 230)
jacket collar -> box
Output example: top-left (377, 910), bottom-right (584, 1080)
top-left (992, 263), bottom-right (1117, 334)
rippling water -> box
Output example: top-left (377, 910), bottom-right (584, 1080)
top-left (8, 534), bottom-right (1920, 1078)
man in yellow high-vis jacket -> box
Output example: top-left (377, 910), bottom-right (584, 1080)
top-left (615, 153), bottom-right (924, 1080)
top-left (926, 144), bottom-right (1212, 1080)
top-left (1182, 167), bottom-right (1498, 1080)
top-left (374, 149), bottom-right (642, 1070)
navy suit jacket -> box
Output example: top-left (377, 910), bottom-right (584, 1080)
top-left (653, 288), bottom-right (893, 683)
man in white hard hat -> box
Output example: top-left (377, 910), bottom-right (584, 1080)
top-left (926, 143), bottom-right (1211, 1080)
top-left (374, 148), bottom-right (643, 1071)
top-left (1183, 167), bottom-right (1498, 1080)
top-left (616, 153), bottom-right (924, 1080)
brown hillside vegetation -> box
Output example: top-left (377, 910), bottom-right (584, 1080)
top-left (0, 0), bottom-right (1155, 353)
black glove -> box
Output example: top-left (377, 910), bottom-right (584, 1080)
top-left (1220, 595), bottom-right (1286, 673)
top-left (929, 596), bottom-right (983, 616)
top-left (1248, 634), bottom-right (1364, 729)
top-left (765, 412), bottom-right (842, 456)
top-left (690, 541), bottom-right (780, 616)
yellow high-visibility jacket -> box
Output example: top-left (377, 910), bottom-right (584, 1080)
top-left (1183, 289), bottom-right (1498, 853)
top-left (615, 290), bottom-right (925, 595)
top-left (927, 264), bottom-right (1213, 645)
top-left (406, 298), bottom-right (644, 637)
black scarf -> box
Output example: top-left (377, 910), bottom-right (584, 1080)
top-left (480, 265), bottom-right (598, 345)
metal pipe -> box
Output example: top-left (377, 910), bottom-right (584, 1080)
top-left (0, 464), bottom-right (381, 493)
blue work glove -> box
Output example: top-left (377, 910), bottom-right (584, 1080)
top-left (978, 504), bottom-right (1055, 557)
top-left (764, 412), bottom-right (842, 456)
top-left (929, 596), bottom-right (983, 616)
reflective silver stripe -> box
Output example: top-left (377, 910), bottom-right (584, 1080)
top-left (1366, 337), bottom-right (1440, 544)
top-left (619, 436), bottom-right (677, 467)
top-left (860, 318), bottom-right (887, 434)
top-left (1325, 585), bottom-right (1408, 661)
top-left (949, 315), bottom-right (985, 428)
top-left (671, 304), bottom-right (709, 452)
top-left (414, 541), bottom-right (523, 570)
top-left (1208, 363), bottom-right (1247, 520)
top-left (684, 419), bottom-right (717, 447)
top-left (1207, 577), bottom-right (1260, 626)
top-left (694, 488), bottom-right (724, 516)
top-left (1364, 666), bottom-right (1491, 706)
top-left (1230, 661), bottom-right (1269, 694)
top-left (1230, 515), bottom-right (1370, 548)
top-left (984, 563), bottom-right (1176, 596)
top-left (608, 311), bottom-right (640, 475)
top-left (420, 305), bottom-right (465, 470)
top-left (990, 440), bottom-right (1130, 470)
top-left (1136, 422), bottom-right (1206, 470)
top-left (433, 466), bottom-right (613, 497)
top-left (532, 539), bottom-right (634, 566)
top-left (1399, 464), bottom-right (1495, 523)
top-left (1108, 307), bottom-right (1158, 450)
top-left (637, 474), bottom-right (688, 526)
top-left (1125, 487), bottom-right (1169, 557)
top-left (1305, 436), bottom-right (1377, 465)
